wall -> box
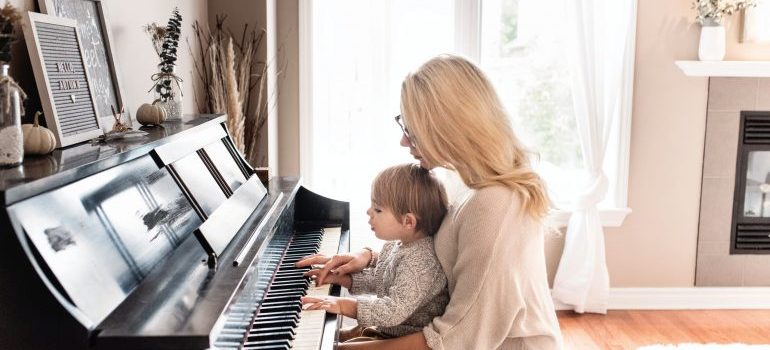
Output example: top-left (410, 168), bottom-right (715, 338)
top-left (199, 1), bottom-right (764, 288)
top-left (581, 0), bottom-right (707, 287)
top-left (590, 1), bottom-right (767, 288)
top-left (9, 0), bottom-right (207, 128)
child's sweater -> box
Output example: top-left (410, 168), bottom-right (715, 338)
top-left (350, 236), bottom-right (449, 337)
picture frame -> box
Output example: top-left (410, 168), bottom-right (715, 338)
top-left (38, 0), bottom-right (130, 127)
top-left (23, 12), bottom-right (104, 147)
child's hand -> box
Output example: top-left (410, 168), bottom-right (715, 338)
top-left (300, 296), bottom-right (357, 318)
top-left (301, 296), bottom-right (342, 314)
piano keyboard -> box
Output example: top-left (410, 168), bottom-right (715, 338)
top-left (214, 227), bottom-right (341, 350)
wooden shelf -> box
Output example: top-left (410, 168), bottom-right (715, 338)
top-left (675, 60), bottom-right (770, 77)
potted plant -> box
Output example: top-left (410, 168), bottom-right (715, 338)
top-left (692, 0), bottom-right (756, 60)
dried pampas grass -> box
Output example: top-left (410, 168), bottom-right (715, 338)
top-left (189, 15), bottom-right (278, 166)
top-left (224, 38), bottom-right (244, 149)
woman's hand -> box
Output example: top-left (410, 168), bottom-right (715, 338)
top-left (295, 249), bottom-right (372, 285)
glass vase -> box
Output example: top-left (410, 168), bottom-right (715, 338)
top-left (0, 64), bottom-right (22, 167)
top-left (153, 66), bottom-right (183, 120)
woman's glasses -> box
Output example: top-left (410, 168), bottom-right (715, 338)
top-left (395, 114), bottom-right (417, 148)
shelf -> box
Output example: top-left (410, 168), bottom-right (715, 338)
top-left (676, 60), bottom-right (770, 77)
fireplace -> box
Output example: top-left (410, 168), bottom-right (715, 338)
top-left (696, 77), bottom-right (770, 286)
top-left (730, 112), bottom-right (770, 254)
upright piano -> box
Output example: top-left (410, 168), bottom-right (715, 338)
top-left (0, 115), bottom-right (349, 349)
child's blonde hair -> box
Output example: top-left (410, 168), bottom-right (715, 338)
top-left (400, 54), bottom-right (550, 219)
top-left (371, 164), bottom-right (448, 236)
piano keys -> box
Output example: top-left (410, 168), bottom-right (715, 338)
top-left (0, 115), bottom-right (349, 350)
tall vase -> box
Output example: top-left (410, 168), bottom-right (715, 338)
top-left (153, 66), bottom-right (183, 120)
top-left (0, 64), bottom-right (23, 167)
top-left (698, 19), bottom-right (726, 61)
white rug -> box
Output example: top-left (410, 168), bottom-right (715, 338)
top-left (638, 344), bottom-right (770, 350)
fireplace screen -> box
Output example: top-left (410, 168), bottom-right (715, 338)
top-left (731, 112), bottom-right (770, 253)
top-left (742, 151), bottom-right (770, 217)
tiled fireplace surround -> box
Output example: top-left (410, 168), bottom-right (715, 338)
top-left (696, 77), bottom-right (770, 286)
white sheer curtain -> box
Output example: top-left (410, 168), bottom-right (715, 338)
top-left (307, 0), bottom-right (455, 252)
top-left (551, 0), bottom-right (638, 314)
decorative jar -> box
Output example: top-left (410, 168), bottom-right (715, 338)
top-left (153, 66), bottom-right (183, 120)
top-left (0, 64), bottom-right (22, 167)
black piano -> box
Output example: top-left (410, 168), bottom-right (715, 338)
top-left (0, 115), bottom-right (349, 350)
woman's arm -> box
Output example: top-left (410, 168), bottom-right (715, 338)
top-left (336, 332), bottom-right (430, 350)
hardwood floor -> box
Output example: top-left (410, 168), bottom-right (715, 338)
top-left (558, 310), bottom-right (770, 349)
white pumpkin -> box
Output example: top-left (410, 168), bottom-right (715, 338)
top-left (136, 103), bottom-right (167, 126)
top-left (22, 112), bottom-right (56, 155)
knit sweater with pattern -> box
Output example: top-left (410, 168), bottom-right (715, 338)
top-left (350, 237), bottom-right (449, 338)
top-left (422, 186), bottom-right (564, 350)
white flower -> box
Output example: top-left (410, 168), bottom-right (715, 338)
top-left (692, 0), bottom-right (757, 25)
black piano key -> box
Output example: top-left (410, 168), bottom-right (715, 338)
top-left (249, 326), bottom-right (295, 336)
top-left (269, 282), bottom-right (309, 291)
top-left (255, 311), bottom-right (300, 320)
top-left (253, 314), bottom-right (299, 323)
top-left (263, 296), bottom-right (303, 304)
top-left (246, 330), bottom-right (294, 342)
top-left (252, 319), bottom-right (298, 328)
top-left (242, 339), bottom-right (292, 350)
top-left (264, 290), bottom-right (306, 298)
top-left (271, 277), bottom-right (309, 284)
top-left (243, 345), bottom-right (289, 350)
top-left (260, 300), bottom-right (300, 308)
top-left (272, 271), bottom-right (308, 277)
top-left (258, 304), bottom-right (302, 314)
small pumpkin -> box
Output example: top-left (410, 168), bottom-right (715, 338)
top-left (136, 102), bottom-right (167, 126)
top-left (22, 111), bottom-right (56, 155)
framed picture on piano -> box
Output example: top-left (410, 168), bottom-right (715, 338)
top-left (38, 0), bottom-right (131, 128)
top-left (23, 12), bottom-right (104, 147)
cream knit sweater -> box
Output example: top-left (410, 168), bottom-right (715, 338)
top-left (422, 186), bottom-right (563, 350)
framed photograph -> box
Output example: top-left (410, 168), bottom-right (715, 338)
top-left (38, 0), bottom-right (130, 127)
top-left (23, 12), bottom-right (103, 147)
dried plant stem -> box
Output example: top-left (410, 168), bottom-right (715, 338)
top-left (225, 37), bottom-right (244, 150)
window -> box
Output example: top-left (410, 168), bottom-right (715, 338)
top-left (479, 0), bottom-right (585, 209)
top-left (303, 0), bottom-right (632, 230)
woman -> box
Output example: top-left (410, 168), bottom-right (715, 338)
top-left (298, 54), bottom-right (563, 349)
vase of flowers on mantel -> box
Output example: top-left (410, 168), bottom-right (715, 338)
top-left (693, 0), bottom-right (756, 61)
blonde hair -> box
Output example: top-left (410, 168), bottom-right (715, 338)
top-left (371, 164), bottom-right (448, 236)
top-left (400, 54), bottom-right (550, 219)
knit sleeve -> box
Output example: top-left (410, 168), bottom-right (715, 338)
top-left (356, 245), bottom-right (446, 328)
top-left (423, 188), bottom-right (530, 350)
top-left (349, 268), bottom-right (376, 294)
top-left (349, 242), bottom-right (394, 294)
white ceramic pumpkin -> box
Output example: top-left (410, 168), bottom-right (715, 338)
top-left (22, 112), bottom-right (56, 155)
top-left (136, 103), bottom-right (167, 126)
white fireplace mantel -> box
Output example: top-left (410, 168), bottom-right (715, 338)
top-left (675, 60), bottom-right (770, 77)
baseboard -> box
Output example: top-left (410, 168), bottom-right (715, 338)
top-left (553, 287), bottom-right (770, 310)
